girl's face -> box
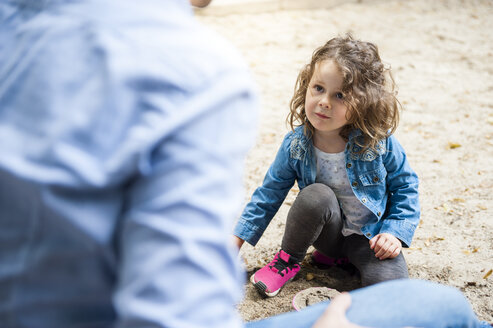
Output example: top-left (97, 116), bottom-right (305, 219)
top-left (305, 60), bottom-right (349, 137)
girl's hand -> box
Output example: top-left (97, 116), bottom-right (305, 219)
top-left (232, 235), bottom-right (245, 250)
top-left (369, 233), bottom-right (402, 260)
top-left (312, 293), bottom-right (367, 328)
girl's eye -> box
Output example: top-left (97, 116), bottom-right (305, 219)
top-left (335, 92), bottom-right (344, 99)
top-left (314, 85), bottom-right (324, 92)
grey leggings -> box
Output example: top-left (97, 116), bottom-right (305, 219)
top-left (281, 183), bottom-right (409, 287)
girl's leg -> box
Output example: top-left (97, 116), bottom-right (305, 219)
top-left (343, 234), bottom-right (408, 287)
top-left (250, 183), bottom-right (344, 297)
top-left (281, 183), bottom-right (344, 262)
top-left (245, 279), bottom-right (486, 328)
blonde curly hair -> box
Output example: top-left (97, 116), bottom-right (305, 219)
top-left (287, 34), bottom-right (401, 153)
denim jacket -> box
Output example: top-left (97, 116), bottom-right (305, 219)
top-left (234, 125), bottom-right (420, 248)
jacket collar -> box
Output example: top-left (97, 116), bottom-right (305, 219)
top-left (348, 129), bottom-right (362, 140)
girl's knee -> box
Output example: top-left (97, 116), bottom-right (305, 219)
top-left (297, 183), bottom-right (338, 209)
top-left (302, 183), bottom-right (334, 195)
top-left (285, 184), bottom-right (341, 231)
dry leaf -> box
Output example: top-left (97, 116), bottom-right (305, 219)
top-left (452, 198), bottom-right (465, 203)
top-left (424, 236), bottom-right (444, 247)
top-left (306, 273), bottom-right (314, 281)
top-left (447, 142), bottom-right (462, 149)
top-left (472, 248), bottom-right (479, 253)
top-left (477, 205), bottom-right (487, 211)
top-left (483, 269), bottom-right (492, 279)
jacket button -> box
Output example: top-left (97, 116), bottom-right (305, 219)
top-left (346, 163), bottom-right (352, 168)
top-left (366, 233), bottom-right (372, 237)
top-left (373, 177), bottom-right (379, 182)
top-left (352, 181), bottom-right (358, 187)
top-left (377, 211), bottom-right (382, 216)
top-left (362, 198), bottom-right (367, 203)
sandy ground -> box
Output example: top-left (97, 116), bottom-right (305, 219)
top-left (198, 0), bottom-right (493, 323)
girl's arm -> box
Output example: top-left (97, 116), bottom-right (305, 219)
top-left (234, 133), bottom-right (297, 246)
top-left (380, 135), bottom-right (420, 248)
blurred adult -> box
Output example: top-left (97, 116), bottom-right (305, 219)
top-left (0, 0), bottom-right (256, 327)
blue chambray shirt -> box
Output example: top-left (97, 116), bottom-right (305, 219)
top-left (0, 1), bottom-right (258, 327)
top-left (234, 126), bottom-right (420, 248)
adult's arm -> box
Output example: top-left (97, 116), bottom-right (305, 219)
top-left (113, 18), bottom-right (258, 327)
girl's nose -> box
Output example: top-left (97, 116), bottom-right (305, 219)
top-left (319, 98), bottom-right (331, 109)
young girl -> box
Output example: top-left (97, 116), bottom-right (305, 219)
top-left (233, 35), bottom-right (420, 297)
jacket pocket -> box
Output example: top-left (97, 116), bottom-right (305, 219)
top-left (358, 165), bottom-right (387, 186)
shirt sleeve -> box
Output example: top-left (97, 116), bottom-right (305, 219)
top-left (113, 68), bottom-right (258, 327)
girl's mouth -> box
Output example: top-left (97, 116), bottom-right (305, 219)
top-left (315, 113), bottom-right (329, 119)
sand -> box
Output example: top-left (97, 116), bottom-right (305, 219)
top-left (197, 0), bottom-right (493, 323)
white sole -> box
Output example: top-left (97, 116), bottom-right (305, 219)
top-left (250, 272), bottom-right (284, 297)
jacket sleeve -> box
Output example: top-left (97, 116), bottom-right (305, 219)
top-left (379, 135), bottom-right (420, 247)
top-left (234, 132), bottom-right (297, 246)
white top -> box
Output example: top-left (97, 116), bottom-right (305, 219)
top-left (314, 147), bottom-right (373, 236)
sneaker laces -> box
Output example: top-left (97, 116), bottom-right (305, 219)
top-left (269, 257), bottom-right (298, 277)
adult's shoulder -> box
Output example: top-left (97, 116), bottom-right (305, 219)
top-left (98, 1), bottom-right (255, 96)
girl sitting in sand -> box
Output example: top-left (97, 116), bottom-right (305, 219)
top-left (233, 34), bottom-right (420, 297)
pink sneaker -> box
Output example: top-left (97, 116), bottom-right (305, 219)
top-left (311, 250), bottom-right (349, 268)
top-left (250, 250), bottom-right (300, 297)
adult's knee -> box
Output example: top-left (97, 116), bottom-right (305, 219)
top-left (396, 280), bottom-right (478, 326)
top-left (347, 280), bottom-right (480, 327)
top-left (426, 283), bottom-right (479, 326)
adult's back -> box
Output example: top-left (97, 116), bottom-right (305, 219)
top-left (0, 1), bottom-right (258, 327)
